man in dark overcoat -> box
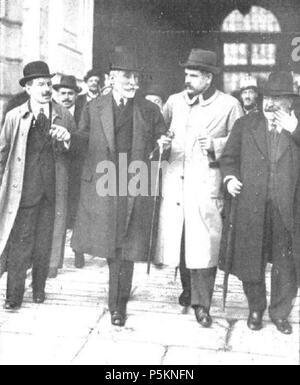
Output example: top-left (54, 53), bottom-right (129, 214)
top-left (0, 61), bottom-right (73, 309)
top-left (220, 71), bottom-right (300, 334)
top-left (70, 47), bottom-right (167, 326)
top-left (54, 75), bottom-right (87, 269)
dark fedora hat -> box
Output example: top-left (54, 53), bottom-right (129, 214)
top-left (19, 61), bottom-right (55, 87)
top-left (84, 69), bottom-right (101, 83)
top-left (53, 75), bottom-right (82, 93)
top-left (263, 71), bottom-right (299, 97)
top-left (180, 49), bottom-right (221, 75)
top-left (110, 46), bottom-right (141, 72)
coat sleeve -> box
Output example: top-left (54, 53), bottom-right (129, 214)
top-left (212, 100), bottom-right (244, 160)
top-left (219, 117), bottom-right (244, 184)
top-left (0, 114), bottom-right (13, 186)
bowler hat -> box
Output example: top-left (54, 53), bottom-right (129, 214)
top-left (263, 71), bottom-right (299, 97)
top-left (19, 61), bottom-right (55, 87)
top-left (84, 69), bottom-right (101, 83)
top-left (180, 49), bottom-right (221, 75)
top-left (110, 46), bottom-right (141, 72)
top-left (53, 75), bottom-right (82, 93)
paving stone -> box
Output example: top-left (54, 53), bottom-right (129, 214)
top-left (228, 319), bottom-right (300, 361)
top-left (93, 311), bottom-right (228, 350)
top-left (73, 338), bottom-right (164, 365)
top-left (0, 333), bottom-right (85, 365)
top-left (163, 347), bottom-right (298, 365)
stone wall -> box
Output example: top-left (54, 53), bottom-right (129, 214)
top-left (0, 0), bottom-right (94, 123)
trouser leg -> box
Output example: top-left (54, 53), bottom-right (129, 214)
top-left (6, 205), bottom-right (39, 305)
top-left (108, 255), bottom-right (134, 314)
top-left (190, 267), bottom-right (217, 311)
top-left (269, 205), bottom-right (298, 320)
top-left (242, 280), bottom-right (267, 313)
top-left (179, 227), bottom-right (191, 301)
top-left (31, 198), bottom-right (55, 296)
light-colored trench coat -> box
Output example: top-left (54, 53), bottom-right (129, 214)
top-left (155, 90), bottom-right (243, 269)
top-left (0, 102), bottom-right (75, 276)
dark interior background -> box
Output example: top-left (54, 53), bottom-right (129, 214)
top-left (93, 0), bottom-right (300, 97)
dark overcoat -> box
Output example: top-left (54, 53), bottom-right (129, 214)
top-left (71, 92), bottom-right (167, 261)
top-left (219, 112), bottom-right (300, 286)
top-left (0, 102), bottom-right (75, 275)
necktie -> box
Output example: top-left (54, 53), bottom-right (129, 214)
top-left (36, 108), bottom-right (49, 134)
top-left (119, 98), bottom-right (125, 109)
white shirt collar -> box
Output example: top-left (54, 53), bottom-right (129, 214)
top-left (112, 90), bottom-right (128, 107)
top-left (68, 105), bottom-right (75, 116)
top-left (87, 91), bottom-right (100, 102)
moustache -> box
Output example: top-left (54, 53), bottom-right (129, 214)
top-left (264, 106), bottom-right (280, 112)
top-left (42, 93), bottom-right (52, 97)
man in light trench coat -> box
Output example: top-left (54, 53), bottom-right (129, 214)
top-left (156, 49), bottom-right (243, 327)
top-left (0, 61), bottom-right (73, 310)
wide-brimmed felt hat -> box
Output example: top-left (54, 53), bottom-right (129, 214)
top-left (263, 71), bottom-right (299, 97)
top-left (84, 69), bottom-right (101, 83)
top-left (180, 49), bottom-right (221, 75)
top-left (19, 61), bottom-right (55, 87)
top-left (53, 75), bottom-right (82, 93)
top-left (110, 46), bottom-right (141, 72)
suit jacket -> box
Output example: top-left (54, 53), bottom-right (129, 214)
top-left (0, 102), bottom-right (76, 275)
top-left (219, 112), bottom-right (300, 285)
top-left (71, 92), bottom-right (167, 261)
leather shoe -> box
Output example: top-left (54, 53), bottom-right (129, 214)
top-left (178, 291), bottom-right (191, 307)
top-left (33, 292), bottom-right (46, 304)
top-left (194, 306), bottom-right (212, 328)
top-left (3, 301), bottom-right (21, 310)
top-left (74, 253), bottom-right (85, 269)
top-left (272, 319), bottom-right (293, 335)
top-left (111, 311), bottom-right (126, 327)
top-left (247, 311), bottom-right (263, 331)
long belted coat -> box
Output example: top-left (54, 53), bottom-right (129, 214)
top-left (71, 92), bottom-right (167, 261)
top-left (0, 102), bottom-right (75, 276)
top-left (155, 90), bottom-right (243, 269)
top-left (219, 112), bottom-right (300, 286)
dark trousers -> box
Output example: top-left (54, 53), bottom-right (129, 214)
top-left (243, 201), bottom-right (298, 320)
top-left (107, 252), bottom-right (134, 314)
top-left (179, 227), bottom-right (217, 311)
top-left (6, 197), bottom-right (55, 305)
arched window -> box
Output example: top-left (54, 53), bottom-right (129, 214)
top-left (221, 6), bottom-right (281, 93)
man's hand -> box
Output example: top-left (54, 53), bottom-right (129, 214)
top-left (198, 135), bottom-right (213, 151)
top-left (227, 177), bottom-right (243, 197)
top-left (274, 110), bottom-right (298, 134)
top-left (49, 124), bottom-right (71, 142)
top-left (157, 135), bottom-right (172, 152)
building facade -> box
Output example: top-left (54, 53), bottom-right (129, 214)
top-left (0, 0), bottom-right (94, 122)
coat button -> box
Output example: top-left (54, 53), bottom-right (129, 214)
top-left (254, 208), bottom-right (258, 213)
top-left (18, 157), bottom-right (22, 162)
top-left (255, 192), bottom-right (259, 196)
top-left (177, 202), bottom-right (181, 206)
top-left (181, 176), bottom-right (184, 180)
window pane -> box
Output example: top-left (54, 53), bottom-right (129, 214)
top-left (224, 43), bottom-right (248, 65)
top-left (251, 44), bottom-right (276, 65)
top-left (223, 72), bottom-right (270, 94)
top-left (222, 6), bottom-right (281, 33)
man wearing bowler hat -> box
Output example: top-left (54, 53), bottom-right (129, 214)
top-left (220, 71), bottom-right (300, 334)
top-left (156, 49), bottom-right (243, 327)
top-left (0, 61), bottom-right (73, 309)
top-left (70, 47), bottom-right (167, 326)
top-left (54, 75), bottom-right (87, 269)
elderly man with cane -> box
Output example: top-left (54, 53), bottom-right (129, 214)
top-left (220, 71), bottom-right (300, 334)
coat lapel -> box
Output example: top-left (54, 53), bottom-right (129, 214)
top-left (276, 131), bottom-right (290, 162)
top-left (250, 115), bottom-right (268, 158)
top-left (98, 94), bottom-right (115, 159)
